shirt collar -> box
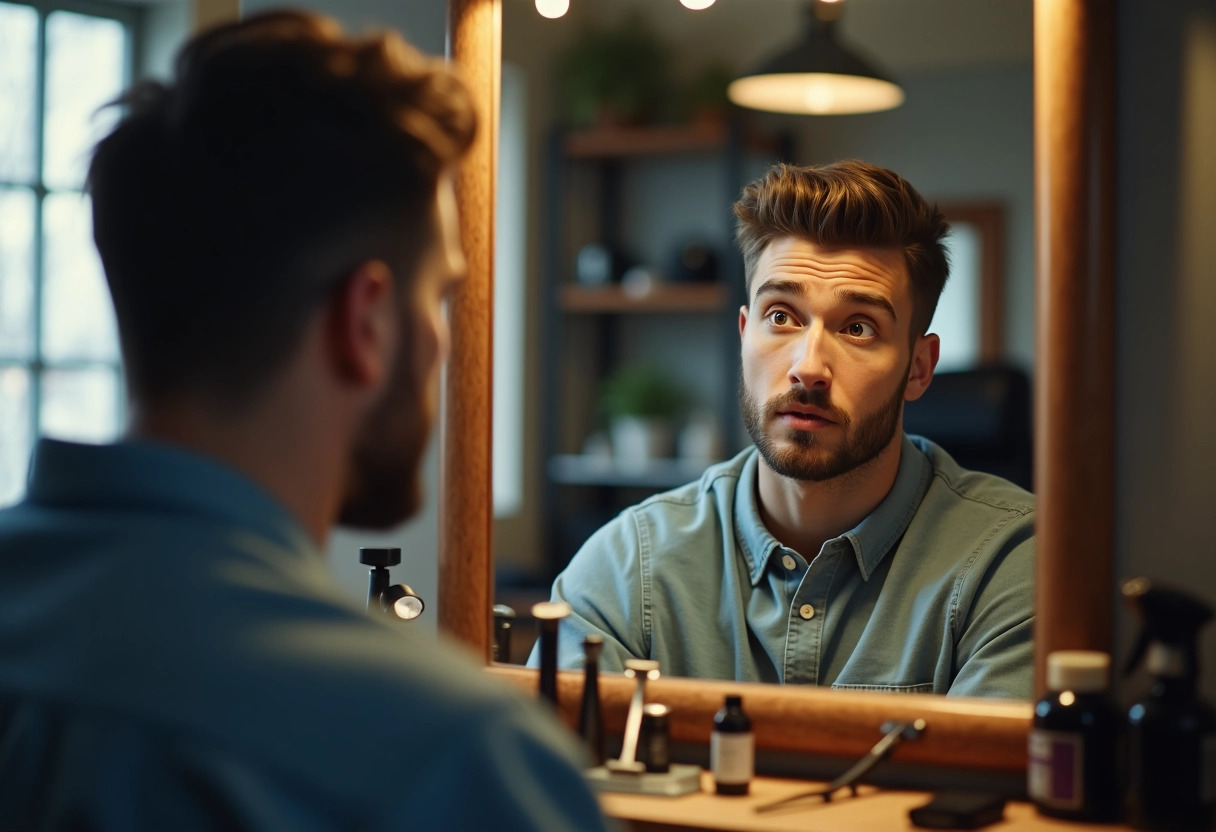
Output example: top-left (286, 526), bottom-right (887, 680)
top-left (25, 438), bottom-right (318, 558)
top-left (733, 433), bottom-right (933, 586)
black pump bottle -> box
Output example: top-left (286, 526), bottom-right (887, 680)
top-left (1123, 578), bottom-right (1216, 831)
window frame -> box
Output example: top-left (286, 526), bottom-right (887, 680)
top-left (0, 0), bottom-right (142, 500)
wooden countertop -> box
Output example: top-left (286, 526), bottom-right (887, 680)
top-left (600, 772), bottom-right (1130, 832)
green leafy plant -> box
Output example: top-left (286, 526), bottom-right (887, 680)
top-left (599, 364), bottom-right (686, 421)
top-left (554, 14), bottom-right (670, 128)
top-left (679, 62), bottom-right (736, 123)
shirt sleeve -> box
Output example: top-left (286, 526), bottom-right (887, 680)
top-left (526, 509), bottom-right (648, 674)
top-left (948, 520), bottom-right (1035, 699)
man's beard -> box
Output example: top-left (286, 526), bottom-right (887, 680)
top-left (740, 370), bottom-right (907, 483)
top-left (338, 346), bottom-right (431, 530)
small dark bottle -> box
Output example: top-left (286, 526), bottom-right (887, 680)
top-left (1028, 651), bottom-right (1121, 822)
top-left (712, 695), bottom-right (753, 796)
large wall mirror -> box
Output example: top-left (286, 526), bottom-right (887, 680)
top-left (442, 0), bottom-right (1113, 772)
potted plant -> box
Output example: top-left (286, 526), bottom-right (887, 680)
top-left (599, 364), bottom-right (685, 471)
top-left (553, 14), bottom-right (670, 128)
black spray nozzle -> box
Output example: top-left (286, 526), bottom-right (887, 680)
top-left (1122, 577), bottom-right (1213, 680)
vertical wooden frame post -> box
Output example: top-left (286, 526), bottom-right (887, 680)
top-left (441, 0), bottom-right (500, 658)
top-left (1033, 0), bottom-right (1116, 695)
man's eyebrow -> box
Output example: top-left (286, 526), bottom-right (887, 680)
top-left (752, 278), bottom-right (808, 301)
top-left (835, 288), bottom-right (897, 321)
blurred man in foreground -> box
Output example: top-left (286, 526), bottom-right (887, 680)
top-left (0, 12), bottom-right (610, 830)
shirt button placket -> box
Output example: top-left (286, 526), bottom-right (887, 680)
top-left (784, 549), bottom-right (831, 685)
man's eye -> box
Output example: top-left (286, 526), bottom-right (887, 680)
top-left (847, 321), bottom-right (876, 337)
top-left (768, 310), bottom-right (791, 326)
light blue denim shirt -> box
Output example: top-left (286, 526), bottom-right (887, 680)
top-left (0, 439), bottom-right (611, 832)
top-left (532, 434), bottom-right (1035, 699)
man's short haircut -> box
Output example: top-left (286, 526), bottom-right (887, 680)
top-left (733, 160), bottom-right (950, 340)
top-left (88, 11), bottom-right (476, 407)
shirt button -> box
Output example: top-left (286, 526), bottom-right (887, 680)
top-left (781, 554), bottom-right (797, 571)
top-left (799, 604), bottom-right (815, 620)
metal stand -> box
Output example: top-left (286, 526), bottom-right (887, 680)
top-left (585, 659), bottom-right (702, 797)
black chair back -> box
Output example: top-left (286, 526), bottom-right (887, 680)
top-left (903, 365), bottom-right (1033, 491)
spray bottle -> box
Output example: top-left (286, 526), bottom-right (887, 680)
top-left (1123, 577), bottom-right (1216, 831)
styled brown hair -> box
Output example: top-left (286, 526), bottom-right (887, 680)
top-left (733, 160), bottom-right (950, 339)
top-left (88, 11), bottom-right (476, 406)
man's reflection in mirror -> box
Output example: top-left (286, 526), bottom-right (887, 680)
top-left (531, 161), bottom-right (1034, 699)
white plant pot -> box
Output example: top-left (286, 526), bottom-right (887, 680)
top-left (611, 416), bottom-right (672, 472)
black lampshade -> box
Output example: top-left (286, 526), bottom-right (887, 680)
top-left (728, 0), bottom-right (904, 115)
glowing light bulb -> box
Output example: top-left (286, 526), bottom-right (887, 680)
top-left (803, 83), bottom-right (838, 113)
top-left (680, 0), bottom-right (716, 9)
top-left (535, 0), bottom-right (569, 18)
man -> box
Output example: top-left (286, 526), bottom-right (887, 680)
top-left (536, 161), bottom-right (1034, 699)
top-left (0, 12), bottom-right (610, 830)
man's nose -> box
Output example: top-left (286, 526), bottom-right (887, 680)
top-left (788, 325), bottom-right (832, 389)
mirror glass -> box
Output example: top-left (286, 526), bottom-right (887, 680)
top-left (492, 0), bottom-right (1034, 699)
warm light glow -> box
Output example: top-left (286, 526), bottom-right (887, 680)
top-left (728, 72), bottom-right (904, 115)
top-left (393, 595), bottom-right (424, 620)
top-left (680, 0), bottom-right (716, 9)
top-left (1059, 690), bottom-right (1076, 706)
top-left (535, 0), bottom-right (569, 18)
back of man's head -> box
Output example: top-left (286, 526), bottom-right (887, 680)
top-left (734, 160), bottom-right (950, 340)
top-left (88, 11), bottom-right (476, 410)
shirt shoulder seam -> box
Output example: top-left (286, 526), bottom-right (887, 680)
top-left (931, 470), bottom-right (1035, 517)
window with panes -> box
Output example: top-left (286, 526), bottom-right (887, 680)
top-left (0, 0), bottom-right (139, 506)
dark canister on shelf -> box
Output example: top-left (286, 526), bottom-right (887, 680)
top-left (637, 703), bottom-right (671, 774)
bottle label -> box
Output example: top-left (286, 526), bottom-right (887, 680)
top-left (1028, 729), bottom-right (1084, 810)
top-left (711, 732), bottom-right (754, 785)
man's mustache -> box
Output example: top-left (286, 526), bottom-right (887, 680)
top-left (764, 388), bottom-right (851, 427)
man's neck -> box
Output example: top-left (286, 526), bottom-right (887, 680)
top-left (127, 398), bottom-right (346, 547)
top-left (755, 436), bottom-right (904, 561)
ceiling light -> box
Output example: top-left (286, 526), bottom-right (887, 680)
top-left (536, 0), bottom-right (569, 19)
top-left (728, 0), bottom-right (903, 115)
top-left (680, 0), bottom-right (716, 9)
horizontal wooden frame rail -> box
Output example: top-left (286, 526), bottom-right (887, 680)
top-left (489, 665), bottom-right (1032, 772)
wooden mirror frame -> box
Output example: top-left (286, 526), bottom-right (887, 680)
top-left (440, 0), bottom-right (1113, 773)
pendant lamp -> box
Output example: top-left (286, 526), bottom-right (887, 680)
top-left (728, 0), bottom-right (904, 116)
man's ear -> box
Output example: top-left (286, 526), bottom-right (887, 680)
top-left (738, 305), bottom-right (749, 341)
top-left (904, 332), bottom-right (940, 402)
top-left (327, 260), bottom-right (396, 390)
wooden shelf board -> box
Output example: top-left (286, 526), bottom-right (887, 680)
top-left (559, 283), bottom-right (730, 313)
top-left (563, 121), bottom-right (780, 160)
top-left (564, 122), bottom-right (730, 158)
